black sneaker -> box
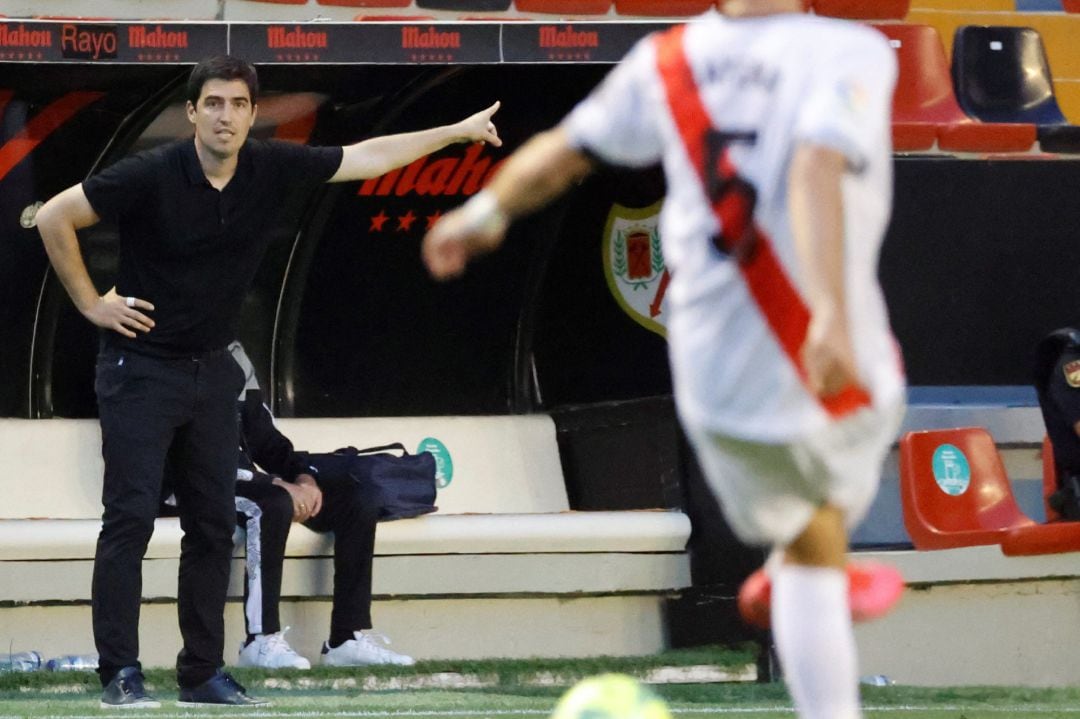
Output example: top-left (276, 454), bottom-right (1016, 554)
top-left (100, 666), bottom-right (161, 709)
top-left (176, 671), bottom-right (269, 707)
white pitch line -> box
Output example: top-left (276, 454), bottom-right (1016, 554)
top-left (19, 705), bottom-right (1080, 719)
top-left (19, 710), bottom-right (572, 719)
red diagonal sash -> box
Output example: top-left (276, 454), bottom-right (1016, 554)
top-left (0, 91), bottom-right (104, 183)
top-left (654, 25), bottom-right (869, 418)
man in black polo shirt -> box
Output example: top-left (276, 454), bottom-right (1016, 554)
top-left (36, 55), bottom-right (500, 709)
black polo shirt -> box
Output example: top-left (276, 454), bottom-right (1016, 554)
top-left (83, 137), bottom-right (342, 357)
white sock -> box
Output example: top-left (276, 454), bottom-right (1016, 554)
top-left (771, 564), bottom-right (861, 719)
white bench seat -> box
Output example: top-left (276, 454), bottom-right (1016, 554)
top-left (0, 511), bottom-right (690, 562)
top-left (0, 511), bottom-right (692, 603)
top-left (0, 415), bottom-right (691, 665)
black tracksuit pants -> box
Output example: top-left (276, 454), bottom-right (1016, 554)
top-left (234, 464), bottom-right (380, 639)
top-left (93, 347), bottom-right (243, 689)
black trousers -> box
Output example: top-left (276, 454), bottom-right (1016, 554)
top-left (93, 347), bottom-right (243, 689)
top-left (233, 481), bottom-right (292, 637)
top-left (234, 465), bottom-right (380, 639)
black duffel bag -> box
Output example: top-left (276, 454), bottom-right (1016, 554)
top-left (312, 443), bottom-right (438, 521)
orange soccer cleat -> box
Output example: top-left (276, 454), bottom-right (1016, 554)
top-left (737, 561), bottom-right (904, 629)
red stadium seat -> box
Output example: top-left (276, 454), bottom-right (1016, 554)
top-left (318, 0), bottom-right (410, 7)
top-left (516, 0), bottom-right (613, 13)
top-left (900, 427), bottom-right (1080, 555)
top-left (614, 0), bottom-right (712, 16)
top-left (876, 22), bottom-right (962, 151)
top-left (354, 14), bottom-right (437, 19)
top-left (935, 122), bottom-right (1036, 153)
top-left (998, 436), bottom-right (1080, 556)
top-left (416, 0), bottom-right (512, 9)
top-left (1043, 435), bottom-right (1062, 523)
top-left (872, 23), bottom-right (1035, 153)
top-left (1064, 0), bottom-right (1080, 11)
top-left (899, 427), bottom-right (1036, 550)
top-left (813, 0), bottom-right (908, 20)
top-left (891, 122), bottom-right (937, 151)
top-left (1000, 521), bottom-right (1080, 556)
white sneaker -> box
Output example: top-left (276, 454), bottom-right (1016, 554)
top-left (237, 627), bottom-right (311, 669)
top-left (320, 630), bottom-right (415, 667)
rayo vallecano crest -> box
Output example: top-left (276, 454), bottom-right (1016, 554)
top-left (602, 200), bottom-right (668, 337)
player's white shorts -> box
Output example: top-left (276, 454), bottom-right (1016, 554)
top-left (686, 400), bottom-right (905, 547)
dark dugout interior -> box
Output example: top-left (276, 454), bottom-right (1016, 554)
top-left (3, 63), bottom-right (1080, 422)
top-left (2, 63), bottom-right (673, 420)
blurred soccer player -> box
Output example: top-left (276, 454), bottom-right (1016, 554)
top-left (421, 3), bottom-right (906, 718)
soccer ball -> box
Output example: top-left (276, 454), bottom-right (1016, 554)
top-left (551, 674), bottom-right (672, 719)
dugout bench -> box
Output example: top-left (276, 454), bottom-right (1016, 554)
top-left (0, 415), bottom-right (691, 666)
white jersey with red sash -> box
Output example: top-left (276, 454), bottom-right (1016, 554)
top-left (563, 11), bottom-right (904, 442)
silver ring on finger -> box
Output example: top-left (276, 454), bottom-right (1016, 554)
top-left (126, 296), bottom-right (136, 308)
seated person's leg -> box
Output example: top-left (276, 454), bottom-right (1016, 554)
top-left (304, 463), bottom-right (415, 666)
top-left (234, 481), bottom-right (310, 669)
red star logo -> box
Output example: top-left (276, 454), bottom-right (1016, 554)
top-left (397, 210), bottom-right (417, 232)
top-left (425, 210), bottom-right (443, 230)
top-left (369, 210), bottom-right (389, 232)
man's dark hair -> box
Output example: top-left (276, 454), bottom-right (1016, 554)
top-left (186, 55), bottom-right (259, 107)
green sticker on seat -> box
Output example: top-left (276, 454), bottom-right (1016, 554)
top-left (418, 437), bottom-right (453, 488)
top-left (932, 443), bottom-right (971, 496)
